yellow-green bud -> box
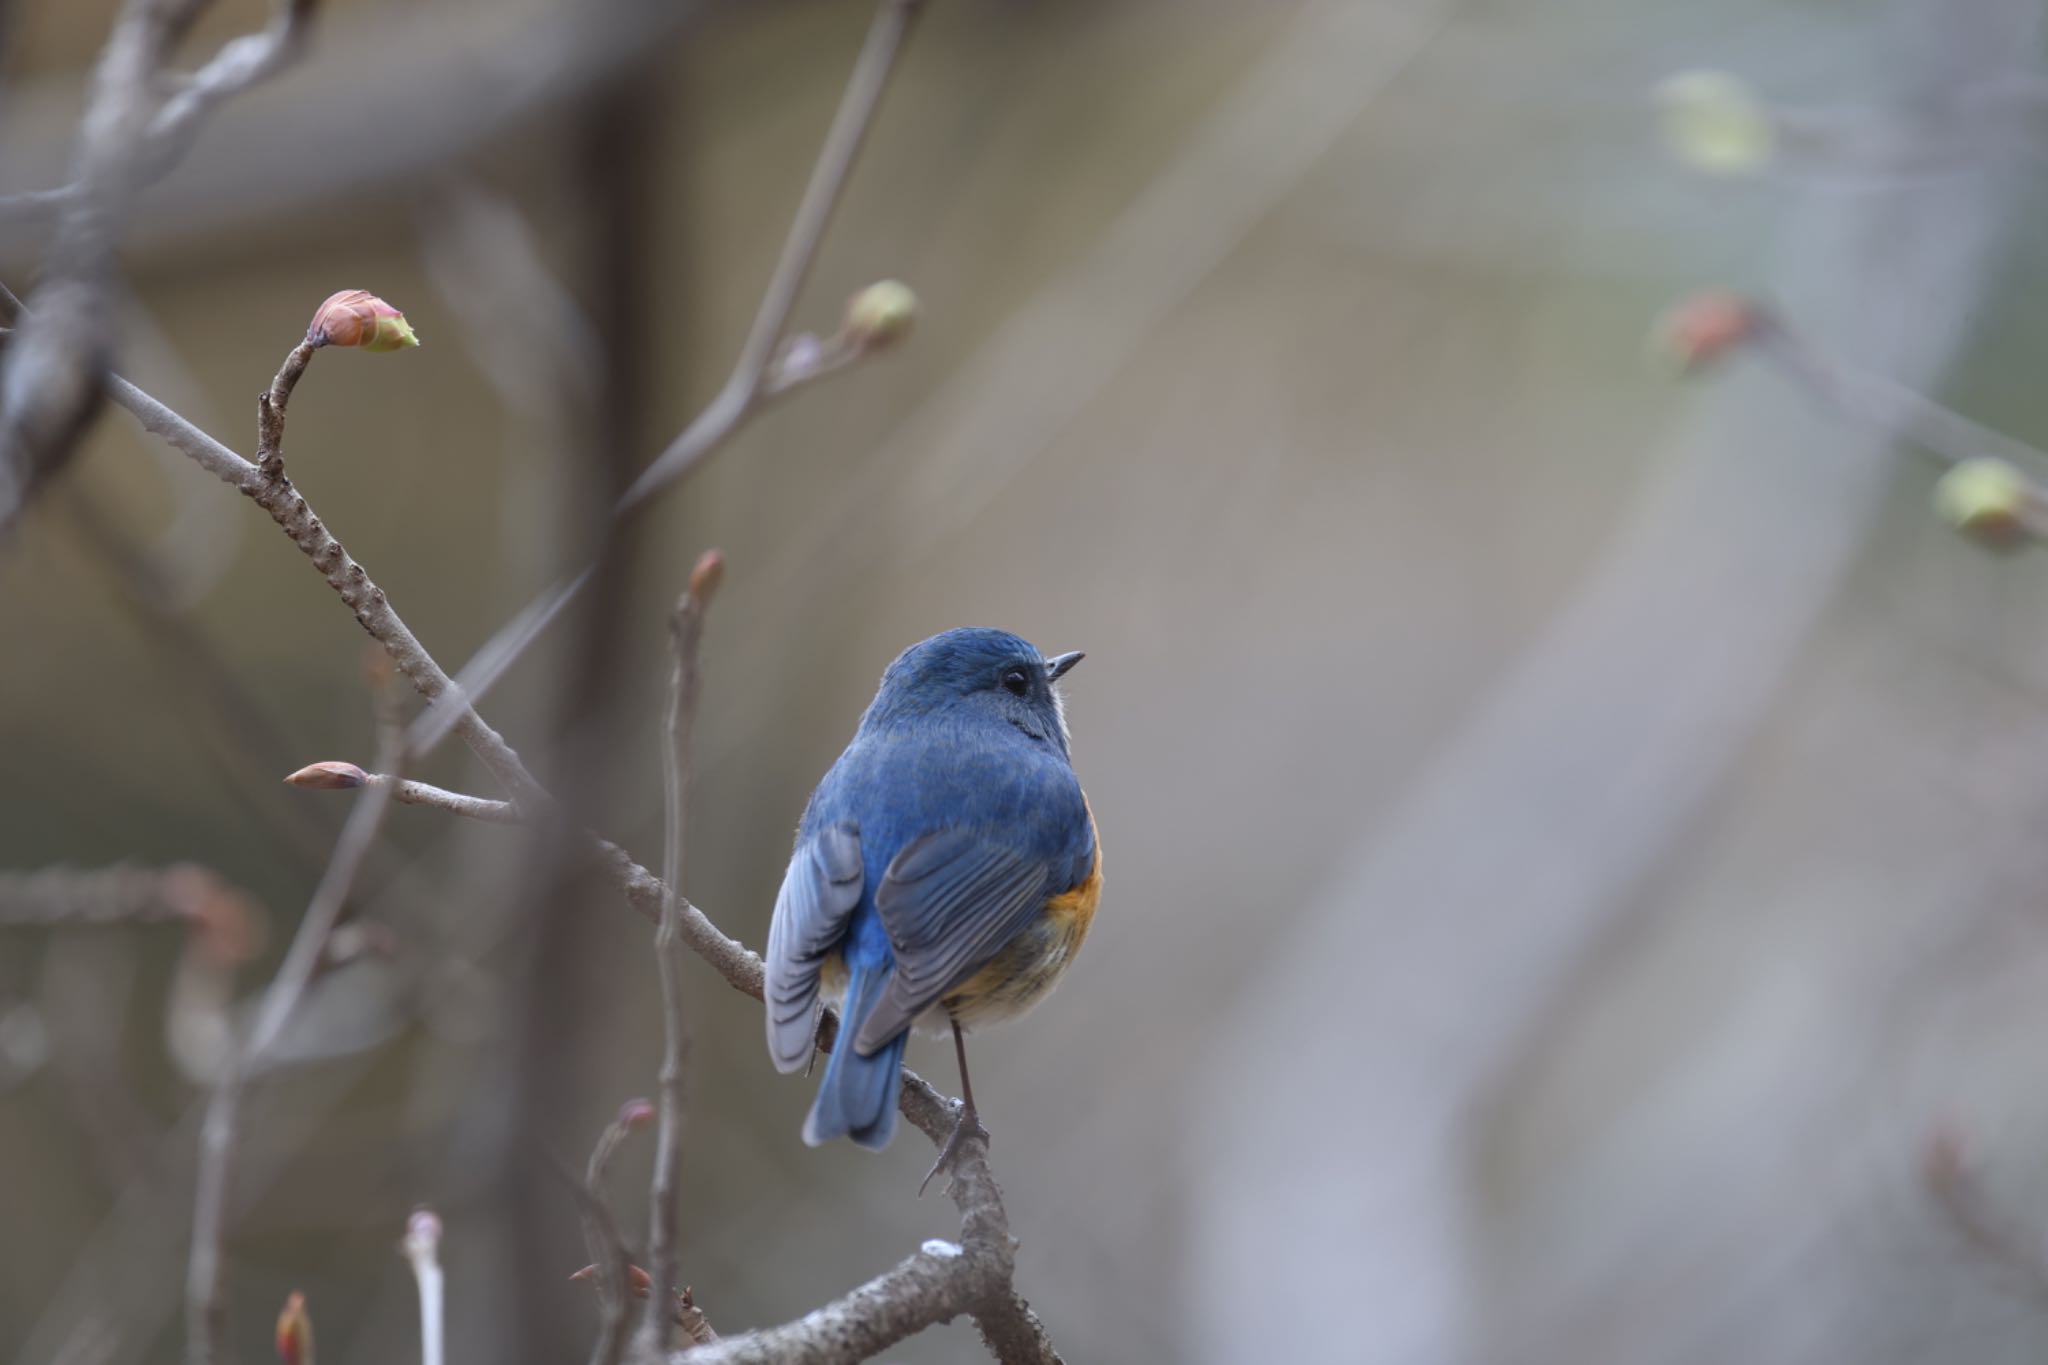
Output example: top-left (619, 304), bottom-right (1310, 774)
top-left (1656, 70), bottom-right (1774, 175)
top-left (843, 279), bottom-right (918, 351)
top-left (1935, 457), bottom-right (2034, 549)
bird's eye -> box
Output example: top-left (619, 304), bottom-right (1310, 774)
top-left (1001, 666), bottom-right (1032, 697)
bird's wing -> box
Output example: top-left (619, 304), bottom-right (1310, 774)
top-left (764, 821), bottom-right (865, 1073)
top-left (854, 828), bottom-right (1057, 1053)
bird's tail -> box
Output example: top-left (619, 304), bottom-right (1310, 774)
top-left (803, 961), bottom-right (907, 1150)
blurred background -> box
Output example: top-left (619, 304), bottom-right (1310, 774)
top-left (7, 0), bottom-right (2048, 1360)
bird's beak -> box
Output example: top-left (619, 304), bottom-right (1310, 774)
top-left (1045, 651), bottom-right (1084, 682)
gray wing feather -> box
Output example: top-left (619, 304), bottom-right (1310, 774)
top-left (853, 829), bottom-right (1051, 1053)
top-left (763, 822), bottom-right (864, 1073)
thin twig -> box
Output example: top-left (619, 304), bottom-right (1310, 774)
top-left (616, 0), bottom-right (922, 513)
top-left (401, 1208), bottom-right (446, 1365)
top-left (406, 0), bottom-right (925, 757)
top-left (284, 763), bottom-right (525, 823)
top-left (578, 1100), bottom-right (652, 1365)
top-left (184, 728), bottom-right (401, 1365)
top-left (638, 552), bottom-right (721, 1354)
top-left (93, 330), bottom-right (554, 812)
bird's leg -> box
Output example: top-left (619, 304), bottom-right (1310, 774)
top-left (919, 1017), bottom-right (990, 1197)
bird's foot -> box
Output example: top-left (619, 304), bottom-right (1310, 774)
top-left (918, 1098), bottom-right (989, 1198)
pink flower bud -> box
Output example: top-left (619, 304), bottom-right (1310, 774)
top-left (688, 549), bottom-right (725, 605)
top-left (307, 289), bottom-right (420, 352)
top-left (1650, 292), bottom-right (1756, 375)
top-left (618, 1097), bottom-right (657, 1129)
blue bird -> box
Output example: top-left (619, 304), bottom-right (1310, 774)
top-left (764, 627), bottom-right (1099, 1184)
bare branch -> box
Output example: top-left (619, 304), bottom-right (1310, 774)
top-left (0, 0), bottom-right (319, 223)
top-left (185, 725), bottom-right (401, 1364)
top-left (615, 0), bottom-right (921, 513)
top-left (401, 1209), bottom-right (446, 1365)
top-left (407, 0), bottom-right (926, 757)
top-left (0, 862), bottom-right (244, 931)
top-left (578, 1100), bottom-right (654, 1365)
top-left (0, 0), bottom-right (211, 532)
top-left (283, 763), bottom-right (523, 823)
top-left (94, 319), bottom-right (554, 811)
top-left (637, 552), bottom-right (722, 1354)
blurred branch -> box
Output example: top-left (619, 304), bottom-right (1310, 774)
top-left (402, 1209), bottom-right (446, 1365)
top-left (0, 0), bottom-right (319, 222)
top-left (0, 861), bottom-right (246, 930)
top-left (578, 1100), bottom-right (652, 1365)
top-left (185, 723), bottom-right (402, 1364)
top-left (408, 0), bottom-right (926, 757)
top-left (0, 0), bottom-right (697, 255)
top-left (615, 0), bottom-right (921, 513)
top-left (1925, 1127), bottom-right (2048, 1301)
top-left (637, 553), bottom-right (720, 1355)
top-left (0, 0), bottom-right (211, 534)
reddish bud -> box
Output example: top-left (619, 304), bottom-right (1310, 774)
top-left (285, 761), bottom-right (369, 790)
top-left (167, 865), bottom-right (266, 968)
top-left (307, 289), bottom-right (420, 352)
top-left (688, 549), bottom-right (725, 606)
top-left (1650, 292), bottom-right (1757, 375)
top-left (617, 1097), bottom-right (656, 1130)
top-left (569, 1263), bottom-right (653, 1297)
top-left (842, 280), bottom-right (917, 352)
top-left (276, 1290), bottom-right (314, 1365)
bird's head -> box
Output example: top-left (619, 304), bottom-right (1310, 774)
top-left (860, 627), bottom-right (1083, 751)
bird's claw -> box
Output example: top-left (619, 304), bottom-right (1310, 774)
top-left (918, 1099), bottom-right (989, 1198)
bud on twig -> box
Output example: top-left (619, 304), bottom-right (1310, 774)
top-left (572, 1261), bottom-right (654, 1297)
top-left (618, 1097), bottom-right (657, 1130)
top-left (1935, 456), bottom-right (2035, 550)
top-left (842, 279), bottom-right (918, 352)
top-left (1649, 292), bottom-right (1758, 376)
top-left (403, 1207), bottom-right (446, 1365)
top-left (285, 761), bottom-right (370, 790)
top-left (688, 549), bottom-right (725, 607)
top-left (169, 864), bottom-right (266, 969)
top-left (1656, 70), bottom-right (1775, 175)
top-left (307, 289), bottom-right (420, 352)
top-left (275, 1290), bottom-right (314, 1365)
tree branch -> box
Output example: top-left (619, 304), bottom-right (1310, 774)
top-left (285, 768), bottom-right (1064, 1363)
top-left (0, 0), bottom-right (319, 222)
top-left (0, 0), bottom-right (211, 533)
top-left (185, 726), bottom-right (401, 1365)
top-left (637, 552), bottom-right (721, 1354)
top-left (405, 0), bottom-right (925, 757)
top-left (97, 328), bottom-right (554, 812)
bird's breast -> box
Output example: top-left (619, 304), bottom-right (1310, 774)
top-left (938, 842), bottom-right (1101, 1032)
